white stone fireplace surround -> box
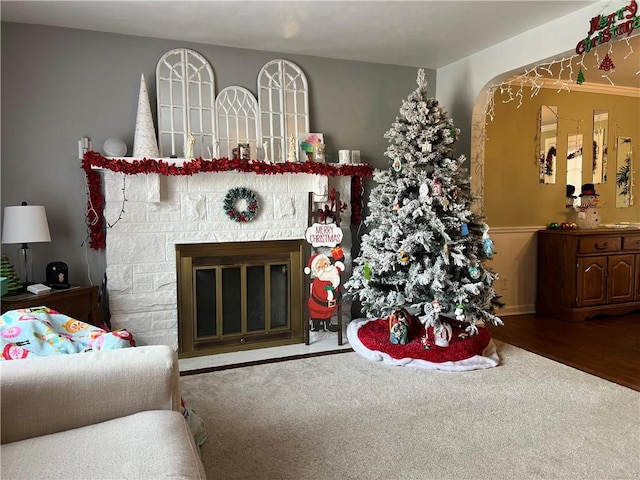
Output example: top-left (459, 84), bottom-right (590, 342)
top-left (102, 169), bottom-right (353, 349)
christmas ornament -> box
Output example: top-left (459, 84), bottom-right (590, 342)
top-left (454, 305), bottom-right (466, 322)
top-left (363, 262), bottom-right (372, 280)
top-left (443, 243), bottom-right (449, 255)
top-left (434, 322), bottom-right (453, 347)
top-left (421, 142), bottom-right (432, 153)
top-left (421, 299), bottom-right (440, 324)
top-left (392, 158), bottom-right (402, 172)
top-left (223, 187), bottom-right (259, 222)
top-left (482, 227), bottom-right (494, 258)
top-left (392, 198), bottom-right (400, 211)
top-left (468, 266), bottom-right (481, 280)
top-left (419, 183), bottom-right (429, 198)
top-left (431, 180), bottom-right (442, 196)
top-left (432, 300), bottom-right (442, 316)
top-left (547, 222), bottom-right (560, 230)
top-left (577, 68), bottom-right (585, 85)
top-left (599, 53), bottom-right (615, 71)
top-left (399, 250), bottom-right (409, 264)
top-left (461, 223), bottom-right (469, 235)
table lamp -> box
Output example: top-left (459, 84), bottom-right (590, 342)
top-left (2, 202), bottom-right (51, 287)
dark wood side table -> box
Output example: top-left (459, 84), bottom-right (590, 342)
top-left (0, 285), bottom-right (100, 326)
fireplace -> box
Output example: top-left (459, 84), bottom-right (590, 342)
top-left (176, 240), bottom-right (305, 356)
top-left (101, 168), bottom-right (356, 355)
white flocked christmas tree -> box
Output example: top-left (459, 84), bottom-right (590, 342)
top-left (345, 70), bottom-right (503, 338)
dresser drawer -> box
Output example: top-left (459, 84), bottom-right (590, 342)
top-left (622, 235), bottom-right (640, 251)
top-left (578, 236), bottom-right (621, 254)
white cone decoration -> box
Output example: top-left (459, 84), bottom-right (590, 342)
top-left (133, 73), bottom-right (160, 158)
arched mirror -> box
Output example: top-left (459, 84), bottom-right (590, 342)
top-left (539, 106), bottom-right (558, 184)
top-left (616, 136), bottom-right (634, 208)
top-left (567, 133), bottom-right (583, 207)
top-left (592, 109), bottom-right (608, 184)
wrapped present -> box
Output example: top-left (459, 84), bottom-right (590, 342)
top-left (331, 246), bottom-right (345, 261)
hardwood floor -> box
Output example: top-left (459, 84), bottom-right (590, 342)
top-left (485, 311), bottom-right (640, 391)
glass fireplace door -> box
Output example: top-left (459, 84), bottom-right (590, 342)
top-left (177, 240), bottom-right (304, 357)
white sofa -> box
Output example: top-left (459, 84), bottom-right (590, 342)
top-left (1, 345), bottom-right (206, 479)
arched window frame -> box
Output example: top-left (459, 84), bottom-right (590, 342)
top-left (258, 59), bottom-right (310, 162)
top-left (156, 48), bottom-right (216, 158)
top-left (215, 86), bottom-right (261, 160)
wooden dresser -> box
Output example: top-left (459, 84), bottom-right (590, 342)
top-left (536, 228), bottom-right (640, 321)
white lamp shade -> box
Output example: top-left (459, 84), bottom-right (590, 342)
top-left (2, 205), bottom-right (52, 244)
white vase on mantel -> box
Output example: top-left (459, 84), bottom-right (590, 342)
top-left (133, 73), bottom-right (160, 159)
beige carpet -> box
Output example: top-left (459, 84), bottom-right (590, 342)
top-left (180, 341), bottom-right (640, 480)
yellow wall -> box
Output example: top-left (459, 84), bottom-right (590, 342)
top-left (484, 89), bottom-right (639, 227)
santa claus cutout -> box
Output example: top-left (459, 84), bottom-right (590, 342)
top-left (304, 250), bottom-right (345, 332)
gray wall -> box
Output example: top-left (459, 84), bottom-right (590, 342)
top-left (1, 22), bottom-right (434, 287)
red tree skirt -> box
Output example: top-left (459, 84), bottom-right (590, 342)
top-left (347, 317), bottom-right (499, 371)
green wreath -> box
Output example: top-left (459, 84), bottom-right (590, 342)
top-left (223, 187), bottom-right (259, 222)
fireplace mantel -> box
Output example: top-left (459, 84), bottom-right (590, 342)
top-left (82, 152), bottom-right (372, 250)
top-left (86, 152), bottom-right (371, 349)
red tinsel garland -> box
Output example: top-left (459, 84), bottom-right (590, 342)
top-left (85, 169), bottom-right (106, 250)
top-left (81, 152), bottom-right (373, 250)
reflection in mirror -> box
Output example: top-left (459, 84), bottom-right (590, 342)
top-left (566, 133), bottom-right (583, 208)
top-left (592, 110), bottom-right (608, 184)
top-left (539, 106), bottom-right (558, 184)
top-left (616, 137), bottom-right (633, 208)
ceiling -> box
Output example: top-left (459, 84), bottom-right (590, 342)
top-left (2, 0), bottom-right (599, 69)
top-left (2, 1), bottom-right (637, 89)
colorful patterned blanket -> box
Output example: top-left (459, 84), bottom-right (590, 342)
top-left (0, 307), bottom-right (135, 360)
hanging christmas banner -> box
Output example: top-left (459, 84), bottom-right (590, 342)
top-left (575, 0), bottom-right (638, 55)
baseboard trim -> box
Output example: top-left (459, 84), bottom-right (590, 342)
top-left (498, 304), bottom-right (536, 316)
top-left (180, 347), bottom-right (353, 376)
